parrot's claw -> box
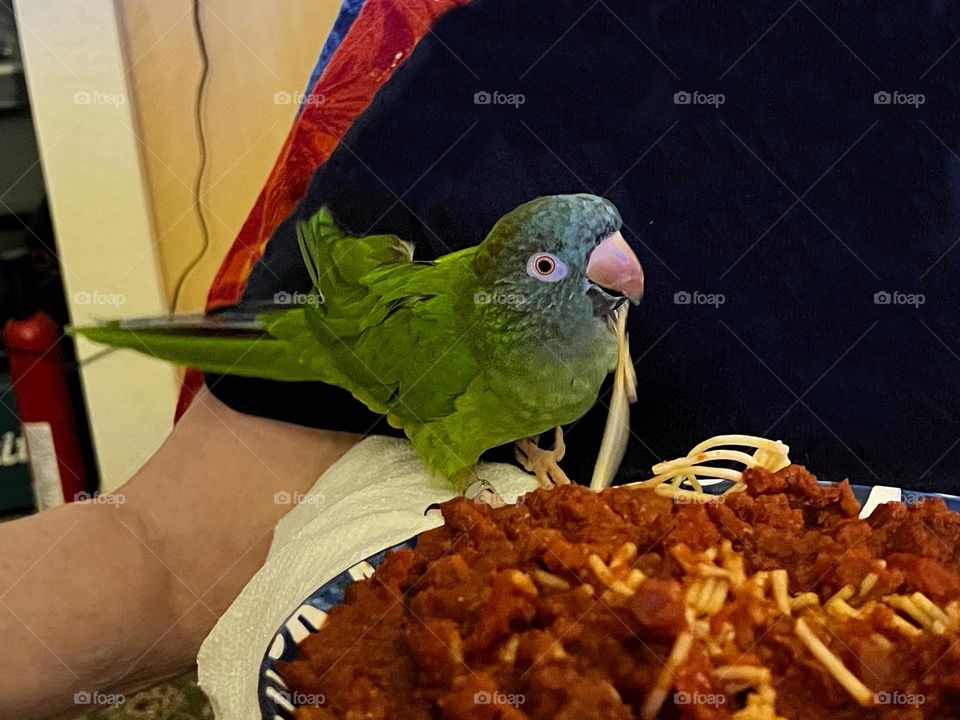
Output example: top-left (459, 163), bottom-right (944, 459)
top-left (473, 487), bottom-right (507, 508)
top-left (515, 427), bottom-right (572, 489)
top-left (465, 478), bottom-right (507, 507)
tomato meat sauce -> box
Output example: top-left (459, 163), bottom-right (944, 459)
top-left (280, 465), bottom-right (960, 719)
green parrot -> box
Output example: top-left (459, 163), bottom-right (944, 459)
top-left (73, 194), bottom-right (644, 490)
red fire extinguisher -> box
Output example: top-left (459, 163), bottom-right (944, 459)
top-left (2, 250), bottom-right (87, 509)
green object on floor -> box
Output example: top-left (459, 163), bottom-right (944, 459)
top-left (78, 673), bottom-right (212, 720)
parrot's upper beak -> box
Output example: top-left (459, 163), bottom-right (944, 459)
top-left (586, 231), bottom-right (644, 304)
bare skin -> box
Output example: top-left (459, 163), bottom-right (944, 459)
top-left (0, 390), bottom-right (359, 720)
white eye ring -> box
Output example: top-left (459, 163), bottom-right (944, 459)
top-left (526, 253), bottom-right (568, 282)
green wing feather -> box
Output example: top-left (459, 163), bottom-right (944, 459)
top-left (275, 209), bottom-right (480, 428)
top-left (73, 208), bottom-right (482, 481)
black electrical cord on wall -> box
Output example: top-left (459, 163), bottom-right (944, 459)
top-left (73, 1), bottom-right (213, 371)
top-left (170, 0), bottom-right (211, 312)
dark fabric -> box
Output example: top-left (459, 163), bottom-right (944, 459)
top-left (210, 0), bottom-right (960, 492)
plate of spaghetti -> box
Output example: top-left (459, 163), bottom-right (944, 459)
top-left (260, 436), bottom-right (960, 719)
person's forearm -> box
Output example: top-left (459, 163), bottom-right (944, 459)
top-left (0, 390), bottom-right (359, 719)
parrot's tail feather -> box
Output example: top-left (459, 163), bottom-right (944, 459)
top-left (110, 300), bottom-right (299, 332)
top-left (70, 315), bottom-right (322, 381)
top-left (111, 313), bottom-right (265, 333)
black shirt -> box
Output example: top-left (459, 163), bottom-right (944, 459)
top-left (209, 0), bottom-right (960, 493)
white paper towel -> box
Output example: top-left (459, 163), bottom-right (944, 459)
top-left (197, 435), bottom-right (539, 719)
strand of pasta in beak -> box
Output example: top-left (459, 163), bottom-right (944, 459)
top-left (590, 304), bottom-right (637, 491)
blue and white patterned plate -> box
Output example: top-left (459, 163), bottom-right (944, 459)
top-left (257, 483), bottom-right (960, 719)
top-left (257, 536), bottom-right (419, 719)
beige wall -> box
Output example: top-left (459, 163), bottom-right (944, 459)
top-left (118, 0), bottom-right (341, 311)
top-left (16, 0), bottom-right (342, 489)
top-left (15, 0), bottom-right (180, 490)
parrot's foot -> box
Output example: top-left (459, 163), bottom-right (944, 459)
top-left (515, 427), bottom-right (572, 489)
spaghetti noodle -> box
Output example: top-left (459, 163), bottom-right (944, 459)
top-left (632, 434), bottom-right (791, 501)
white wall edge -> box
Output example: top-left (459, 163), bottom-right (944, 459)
top-left (14, 0), bottom-right (179, 490)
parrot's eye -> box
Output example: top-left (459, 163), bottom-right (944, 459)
top-left (526, 253), bottom-right (567, 282)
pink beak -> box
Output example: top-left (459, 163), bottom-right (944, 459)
top-left (585, 230), bottom-right (645, 303)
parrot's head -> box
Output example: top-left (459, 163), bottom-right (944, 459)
top-left (473, 194), bottom-right (645, 326)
